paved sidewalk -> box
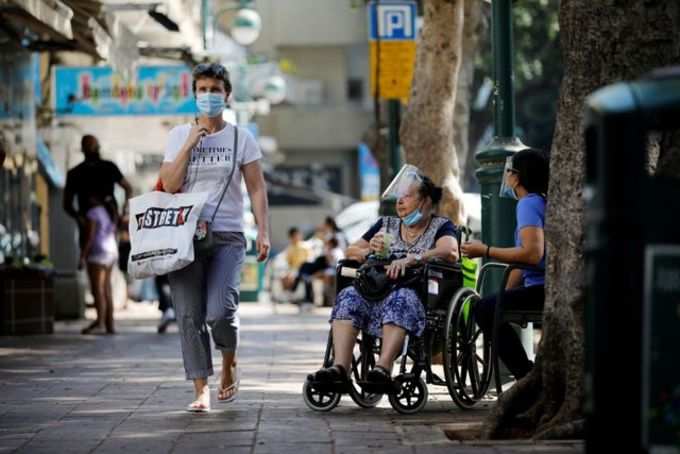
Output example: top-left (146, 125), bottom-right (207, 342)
top-left (0, 301), bottom-right (583, 454)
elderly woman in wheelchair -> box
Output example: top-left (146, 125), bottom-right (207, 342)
top-left (304, 165), bottom-right (468, 413)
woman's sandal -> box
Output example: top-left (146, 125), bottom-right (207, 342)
top-left (366, 365), bottom-right (392, 385)
top-left (186, 400), bottom-right (211, 413)
top-left (314, 365), bottom-right (348, 384)
top-left (217, 366), bottom-right (240, 404)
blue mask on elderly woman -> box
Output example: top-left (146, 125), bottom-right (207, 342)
top-left (402, 208), bottom-right (424, 226)
top-left (196, 93), bottom-right (225, 117)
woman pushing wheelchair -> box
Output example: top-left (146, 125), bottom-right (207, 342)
top-left (307, 165), bottom-right (459, 390)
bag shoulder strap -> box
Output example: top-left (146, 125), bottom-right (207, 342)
top-left (210, 125), bottom-right (239, 223)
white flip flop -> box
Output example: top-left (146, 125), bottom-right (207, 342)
top-left (217, 366), bottom-right (240, 404)
top-left (186, 401), bottom-right (211, 413)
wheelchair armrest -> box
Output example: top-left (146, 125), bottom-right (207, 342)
top-left (477, 261), bottom-right (544, 294)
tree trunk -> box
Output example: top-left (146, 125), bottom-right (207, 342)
top-left (453, 0), bottom-right (487, 191)
top-left (400, 0), bottom-right (465, 225)
top-left (483, 0), bottom-right (680, 439)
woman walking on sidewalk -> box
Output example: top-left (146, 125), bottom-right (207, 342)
top-left (159, 63), bottom-right (270, 412)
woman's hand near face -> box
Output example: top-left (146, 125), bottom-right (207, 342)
top-left (186, 124), bottom-right (208, 149)
top-left (461, 240), bottom-right (487, 258)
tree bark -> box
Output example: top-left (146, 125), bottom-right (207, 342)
top-left (483, 0), bottom-right (680, 439)
top-left (400, 0), bottom-right (465, 225)
top-left (453, 0), bottom-right (487, 190)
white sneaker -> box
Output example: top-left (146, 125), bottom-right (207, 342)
top-left (162, 308), bottom-right (176, 321)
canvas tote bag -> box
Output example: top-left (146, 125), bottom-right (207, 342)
top-left (127, 190), bottom-right (210, 279)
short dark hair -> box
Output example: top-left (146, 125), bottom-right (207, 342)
top-left (81, 134), bottom-right (98, 154)
top-left (324, 216), bottom-right (340, 232)
top-left (288, 227), bottom-right (300, 238)
top-left (512, 148), bottom-right (549, 195)
top-left (192, 63), bottom-right (232, 94)
top-left (418, 175), bottom-right (443, 205)
top-left (327, 237), bottom-right (339, 249)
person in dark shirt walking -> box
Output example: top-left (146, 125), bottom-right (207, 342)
top-left (63, 135), bottom-right (132, 249)
top-left (63, 135), bottom-right (132, 334)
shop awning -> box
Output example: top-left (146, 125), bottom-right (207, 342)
top-left (0, 0), bottom-right (74, 39)
top-left (0, 0), bottom-right (109, 59)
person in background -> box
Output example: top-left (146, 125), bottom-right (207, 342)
top-left (461, 148), bottom-right (549, 380)
top-left (281, 227), bottom-right (310, 291)
top-left (323, 216), bottom-right (348, 250)
top-left (64, 135), bottom-right (132, 252)
top-left (285, 227), bottom-right (309, 272)
top-left (156, 274), bottom-right (175, 334)
top-left (79, 195), bottom-right (118, 335)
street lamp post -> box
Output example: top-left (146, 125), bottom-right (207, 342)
top-left (475, 0), bottom-right (533, 358)
top-left (476, 0), bottom-right (525, 265)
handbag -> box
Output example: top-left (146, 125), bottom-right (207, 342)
top-left (127, 125), bottom-right (239, 278)
top-left (353, 258), bottom-right (422, 302)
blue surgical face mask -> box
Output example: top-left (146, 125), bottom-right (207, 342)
top-left (402, 208), bottom-right (424, 227)
top-left (196, 93), bottom-right (225, 117)
top-left (499, 183), bottom-right (518, 200)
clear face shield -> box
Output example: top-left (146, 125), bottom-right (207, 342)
top-left (499, 155), bottom-right (518, 200)
top-left (381, 164), bottom-right (424, 202)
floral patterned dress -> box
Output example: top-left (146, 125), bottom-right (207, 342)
top-left (330, 216), bottom-right (455, 338)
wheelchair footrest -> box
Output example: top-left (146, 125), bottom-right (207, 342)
top-left (307, 379), bottom-right (352, 394)
top-left (357, 380), bottom-right (400, 395)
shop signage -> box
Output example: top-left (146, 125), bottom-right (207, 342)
top-left (54, 65), bottom-right (196, 116)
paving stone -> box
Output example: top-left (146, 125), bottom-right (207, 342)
top-left (254, 442), bottom-right (333, 454)
top-left (92, 437), bottom-right (175, 454)
top-left (0, 302), bottom-right (578, 453)
top-left (174, 431), bottom-right (255, 449)
top-left (14, 438), bottom-right (101, 454)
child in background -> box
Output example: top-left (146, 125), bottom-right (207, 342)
top-left (80, 195), bottom-right (118, 335)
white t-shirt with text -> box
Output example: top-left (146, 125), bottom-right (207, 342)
top-left (163, 123), bottom-right (262, 232)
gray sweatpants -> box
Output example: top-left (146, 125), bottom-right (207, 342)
top-left (168, 232), bottom-right (246, 380)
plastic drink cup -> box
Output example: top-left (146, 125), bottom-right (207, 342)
top-left (381, 232), bottom-right (393, 258)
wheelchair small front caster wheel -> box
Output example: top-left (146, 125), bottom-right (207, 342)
top-left (388, 375), bottom-right (428, 415)
top-left (302, 380), bottom-right (341, 412)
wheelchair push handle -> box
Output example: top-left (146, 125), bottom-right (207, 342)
top-left (340, 266), bottom-right (358, 278)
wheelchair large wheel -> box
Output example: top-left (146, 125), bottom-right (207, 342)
top-left (348, 335), bottom-right (383, 408)
top-left (444, 287), bottom-right (492, 409)
top-left (388, 375), bottom-right (428, 415)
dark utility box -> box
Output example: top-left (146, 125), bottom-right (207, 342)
top-left (0, 267), bottom-right (55, 335)
top-left (584, 67), bottom-right (680, 454)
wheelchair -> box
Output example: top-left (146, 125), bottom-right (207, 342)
top-left (302, 252), bottom-right (494, 414)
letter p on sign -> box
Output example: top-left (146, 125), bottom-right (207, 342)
top-left (369, 1), bottom-right (417, 41)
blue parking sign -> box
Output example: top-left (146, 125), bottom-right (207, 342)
top-left (368, 0), bottom-right (417, 41)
